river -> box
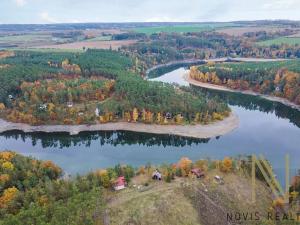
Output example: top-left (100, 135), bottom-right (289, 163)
top-left (1, 67), bottom-right (299, 182)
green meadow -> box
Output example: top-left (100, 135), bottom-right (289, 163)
top-left (257, 37), bottom-right (300, 46)
top-left (132, 23), bottom-right (237, 34)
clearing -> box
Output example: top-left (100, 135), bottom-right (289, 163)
top-left (257, 37), bottom-right (300, 46)
top-left (35, 39), bottom-right (137, 50)
top-left (105, 170), bottom-right (272, 225)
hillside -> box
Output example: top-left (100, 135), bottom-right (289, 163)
top-left (1, 152), bottom-right (299, 225)
top-left (106, 171), bottom-right (273, 225)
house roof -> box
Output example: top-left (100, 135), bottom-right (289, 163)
top-left (115, 176), bottom-right (126, 186)
top-left (191, 168), bottom-right (204, 176)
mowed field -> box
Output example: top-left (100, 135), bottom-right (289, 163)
top-left (257, 37), bottom-right (300, 46)
top-left (132, 23), bottom-right (237, 34)
top-left (35, 39), bottom-right (137, 50)
top-left (217, 26), bottom-right (288, 36)
top-left (0, 33), bottom-right (57, 48)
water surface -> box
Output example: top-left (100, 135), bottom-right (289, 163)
top-left (0, 67), bottom-right (299, 182)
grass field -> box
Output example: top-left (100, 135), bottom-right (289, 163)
top-left (34, 39), bottom-right (137, 50)
top-left (12, 48), bottom-right (84, 53)
top-left (0, 33), bottom-right (69, 48)
top-left (132, 23), bottom-right (237, 34)
top-left (0, 33), bottom-right (51, 42)
top-left (257, 37), bottom-right (300, 46)
top-left (107, 171), bottom-right (273, 225)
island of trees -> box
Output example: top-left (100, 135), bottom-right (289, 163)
top-left (0, 49), bottom-right (230, 126)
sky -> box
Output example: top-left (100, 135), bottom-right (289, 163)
top-left (0, 0), bottom-right (300, 24)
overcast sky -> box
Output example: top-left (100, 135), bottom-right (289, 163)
top-left (1, 0), bottom-right (300, 24)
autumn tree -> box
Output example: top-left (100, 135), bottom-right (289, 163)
top-left (0, 187), bottom-right (18, 209)
top-left (178, 157), bottom-right (192, 176)
top-left (0, 103), bottom-right (5, 111)
top-left (221, 157), bottom-right (233, 173)
top-left (132, 108), bottom-right (139, 122)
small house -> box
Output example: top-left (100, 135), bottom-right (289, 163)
top-left (152, 169), bottom-right (162, 180)
top-left (67, 102), bottom-right (73, 108)
top-left (113, 176), bottom-right (126, 191)
top-left (214, 175), bottom-right (225, 185)
top-left (191, 168), bottom-right (205, 178)
top-left (95, 108), bottom-right (100, 117)
top-left (39, 104), bottom-right (47, 111)
top-left (166, 112), bottom-right (172, 119)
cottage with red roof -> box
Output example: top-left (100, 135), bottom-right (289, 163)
top-left (113, 176), bottom-right (126, 191)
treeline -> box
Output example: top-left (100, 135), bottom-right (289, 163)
top-left (112, 32), bottom-right (146, 40)
top-left (190, 61), bottom-right (300, 105)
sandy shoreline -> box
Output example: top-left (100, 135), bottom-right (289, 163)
top-left (0, 113), bottom-right (239, 139)
top-left (185, 73), bottom-right (300, 111)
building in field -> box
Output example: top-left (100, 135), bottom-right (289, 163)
top-left (113, 176), bottom-right (126, 191)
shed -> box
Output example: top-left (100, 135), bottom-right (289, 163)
top-left (67, 102), bottom-right (73, 108)
top-left (191, 168), bottom-right (205, 178)
top-left (152, 169), bottom-right (162, 180)
top-left (214, 175), bottom-right (225, 185)
top-left (113, 176), bottom-right (126, 191)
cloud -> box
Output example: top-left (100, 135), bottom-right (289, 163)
top-left (13, 0), bottom-right (27, 7)
top-left (39, 12), bottom-right (58, 23)
top-left (262, 0), bottom-right (300, 10)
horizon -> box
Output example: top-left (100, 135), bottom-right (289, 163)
top-left (1, 0), bottom-right (300, 24)
top-left (1, 19), bottom-right (300, 26)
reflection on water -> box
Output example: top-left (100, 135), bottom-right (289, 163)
top-left (0, 67), bottom-right (299, 180)
top-left (191, 87), bottom-right (300, 128)
top-left (0, 130), bottom-right (210, 149)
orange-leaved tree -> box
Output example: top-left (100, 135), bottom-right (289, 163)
top-left (178, 157), bottom-right (192, 176)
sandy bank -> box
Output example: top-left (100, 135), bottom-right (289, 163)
top-left (185, 73), bottom-right (300, 111)
top-left (0, 113), bottom-right (239, 139)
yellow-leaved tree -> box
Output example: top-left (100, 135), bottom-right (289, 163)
top-left (156, 112), bottom-right (162, 124)
top-left (0, 103), bottom-right (5, 111)
top-left (0, 187), bottom-right (18, 209)
top-left (132, 108), bottom-right (139, 122)
top-left (97, 170), bottom-right (110, 188)
top-left (2, 161), bottom-right (14, 170)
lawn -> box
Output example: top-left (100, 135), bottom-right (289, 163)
top-left (132, 23), bottom-right (237, 35)
top-left (257, 37), bottom-right (300, 46)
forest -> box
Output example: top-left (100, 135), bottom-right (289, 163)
top-left (0, 151), bottom-right (134, 224)
top-left (1, 151), bottom-right (299, 224)
top-left (0, 49), bottom-right (229, 125)
top-left (190, 60), bottom-right (300, 105)
top-left (122, 30), bottom-right (300, 75)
